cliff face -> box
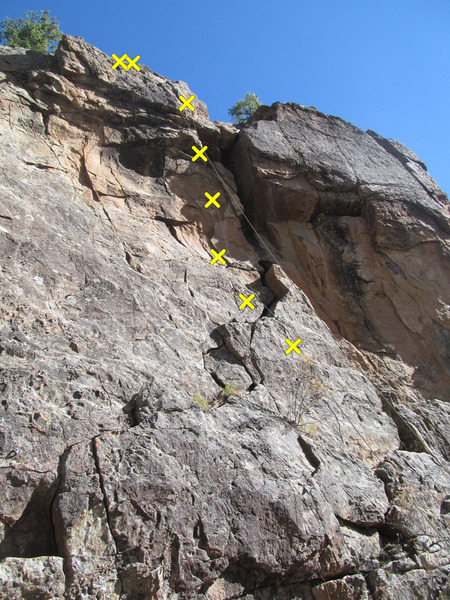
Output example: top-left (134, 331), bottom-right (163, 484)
top-left (0, 36), bottom-right (449, 600)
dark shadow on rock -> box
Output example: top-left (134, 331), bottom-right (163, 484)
top-left (0, 477), bottom-right (60, 559)
top-left (0, 46), bottom-right (56, 74)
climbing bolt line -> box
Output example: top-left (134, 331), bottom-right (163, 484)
top-left (178, 99), bottom-right (449, 544)
top-left (181, 111), bottom-right (230, 256)
top-left (208, 158), bottom-right (293, 283)
top-left (179, 109), bottom-right (300, 313)
top-left (163, 160), bottom-right (439, 505)
top-left (178, 106), bottom-right (384, 458)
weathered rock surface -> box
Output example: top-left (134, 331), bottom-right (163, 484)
top-left (229, 102), bottom-right (450, 404)
top-left (0, 556), bottom-right (65, 599)
top-left (0, 37), bottom-right (449, 599)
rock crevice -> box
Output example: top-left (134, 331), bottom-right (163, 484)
top-left (0, 37), bottom-right (449, 599)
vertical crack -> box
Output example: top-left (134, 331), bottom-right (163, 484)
top-left (50, 444), bottom-right (83, 594)
top-left (91, 436), bottom-right (118, 553)
top-left (249, 321), bottom-right (265, 385)
top-left (49, 449), bottom-right (67, 559)
top-left (79, 144), bottom-right (100, 202)
top-left (217, 323), bottom-right (262, 387)
top-left (297, 436), bottom-right (321, 475)
top-left (91, 436), bottom-right (124, 594)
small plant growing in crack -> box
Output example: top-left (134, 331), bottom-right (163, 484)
top-left (220, 383), bottom-right (243, 398)
top-left (280, 353), bottom-right (329, 433)
top-left (297, 418), bottom-right (318, 435)
top-left (192, 394), bottom-right (211, 410)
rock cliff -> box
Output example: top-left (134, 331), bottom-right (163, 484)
top-left (0, 36), bottom-right (449, 600)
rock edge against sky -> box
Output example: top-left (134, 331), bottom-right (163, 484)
top-left (0, 36), bottom-right (449, 600)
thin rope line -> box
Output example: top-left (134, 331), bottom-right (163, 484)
top-left (207, 158), bottom-right (284, 269)
top-left (216, 204), bottom-right (229, 254)
top-left (177, 103), bottom-right (450, 546)
top-left (178, 107), bottom-right (395, 456)
top-left (180, 110), bottom-right (300, 313)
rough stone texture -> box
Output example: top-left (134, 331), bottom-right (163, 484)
top-left (312, 574), bottom-right (370, 600)
top-left (367, 567), bottom-right (450, 600)
top-left (229, 102), bottom-right (450, 405)
top-left (0, 556), bottom-right (65, 599)
top-left (0, 37), bottom-right (449, 599)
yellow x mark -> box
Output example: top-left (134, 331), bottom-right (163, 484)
top-left (285, 338), bottom-right (301, 355)
top-left (210, 249), bottom-right (227, 265)
top-left (204, 192), bottom-right (221, 208)
top-left (192, 145), bottom-right (208, 162)
top-left (179, 94), bottom-right (195, 112)
top-left (112, 53), bottom-right (141, 71)
top-left (239, 293), bottom-right (255, 310)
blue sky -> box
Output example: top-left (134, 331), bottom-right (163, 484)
top-left (2, 0), bottom-right (449, 194)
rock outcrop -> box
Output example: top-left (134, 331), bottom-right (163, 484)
top-left (0, 36), bottom-right (449, 599)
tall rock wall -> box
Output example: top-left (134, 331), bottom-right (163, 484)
top-left (228, 103), bottom-right (450, 402)
top-left (0, 36), bottom-right (449, 599)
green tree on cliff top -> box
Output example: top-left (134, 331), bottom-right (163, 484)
top-left (0, 10), bottom-right (62, 53)
top-left (228, 92), bottom-right (262, 124)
